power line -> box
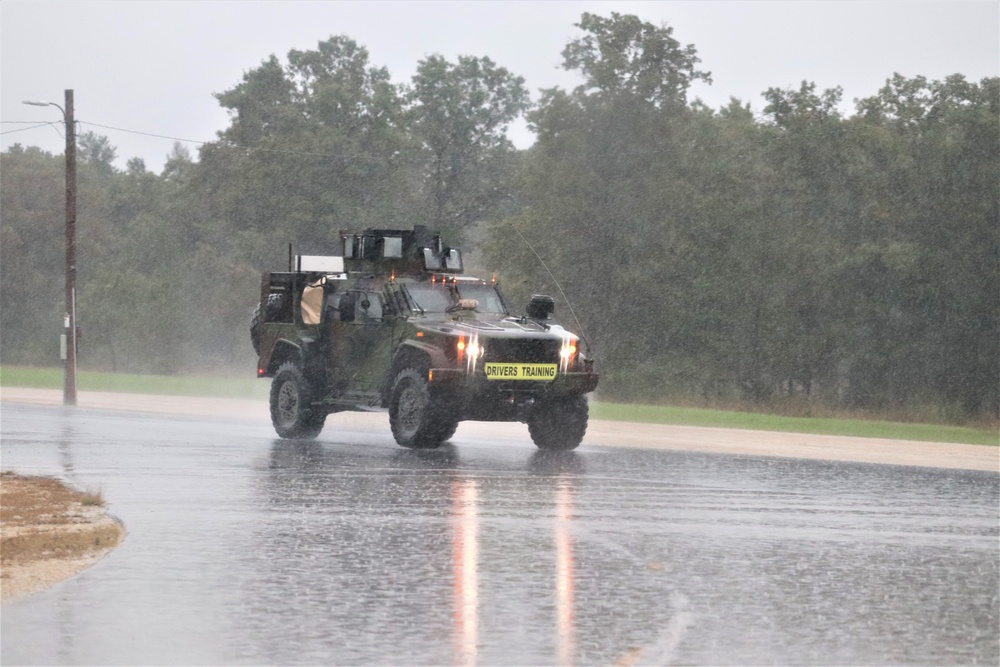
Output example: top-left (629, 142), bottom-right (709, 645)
top-left (0, 121), bottom-right (63, 138)
top-left (77, 120), bottom-right (424, 162)
top-left (9, 113), bottom-right (790, 165)
top-left (9, 117), bottom-right (427, 162)
top-left (79, 121), bottom-right (210, 146)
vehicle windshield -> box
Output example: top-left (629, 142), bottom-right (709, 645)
top-left (456, 284), bottom-right (507, 315)
top-left (405, 282), bottom-right (507, 316)
top-left (405, 283), bottom-right (454, 313)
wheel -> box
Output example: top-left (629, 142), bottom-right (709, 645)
top-left (527, 395), bottom-right (588, 451)
top-left (430, 420), bottom-right (459, 443)
top-left (389, 368), bottom-right (454, 449)
top-left (270, 362), bottom-right (325, 439)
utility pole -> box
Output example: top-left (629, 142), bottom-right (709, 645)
top-left (64, 89), bottom-right (77, 406)
top-left (23, 90), bottom-right (76, 405)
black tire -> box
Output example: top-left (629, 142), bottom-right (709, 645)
top-left (270, 361), bottom-right (325, 439)
top-left (527, 395), bottom-right (588, 451)
top-left (250, 302), bottom-right (263, 355)
top-left (389, 368), bottom-right (454, 449)
top-left (251, 293), bottom-right (286, 355)
top-left (430, 420), bottom-right (459, 443)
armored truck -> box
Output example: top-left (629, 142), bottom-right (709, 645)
top-left (251, 226), bottom-right (598, 450)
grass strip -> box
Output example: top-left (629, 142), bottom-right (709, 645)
top-left (589, 402), bottom-right (998, 447)
top-left (0, 366), bottom-right (268, 400)
top-left (2, 366), bottom-right (996, 446)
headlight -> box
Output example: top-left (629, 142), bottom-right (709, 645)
top-left (559, 336), bottom-right (579, 372)
top-left (457, 336), bottom-right (483, 364)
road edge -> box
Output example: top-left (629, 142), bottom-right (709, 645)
top-left (2, 387), bottom-right (997, 472)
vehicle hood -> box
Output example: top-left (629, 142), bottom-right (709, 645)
top-left (414, 315), bottom-right (575, 341)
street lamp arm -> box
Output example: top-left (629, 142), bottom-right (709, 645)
top-left (22, 100), bottom-right (67, 117)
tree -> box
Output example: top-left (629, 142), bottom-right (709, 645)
top-left (491, 13), bottom-right (713, 399)
top-left (126, 157), bottom-right (147, 175)
top-left (494, 14), bottom-right (997, 419)
top-left (561, 11), bottom-right (711, 108)
top-left (762, 81), bottom-right (843, 128)
top-left (0, 147), bottom-right (66, 365)
top-left (77, 131), bottom-right (118, 176)
top-left (214, 55), bottom-right (298, 146)
top-left (407, 54), bottom-right (529, 239)
top-left (852, 75), bottom-right (1000, 416)
top-left (203, 36), bottom-right (413, 255)
top-left (161, 142), bottom-right (194, 180)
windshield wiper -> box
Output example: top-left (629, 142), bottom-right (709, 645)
top-left (399, 285), bottom-right (424, 315)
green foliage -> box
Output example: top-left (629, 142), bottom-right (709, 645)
top-left (408, 54), bottom-right (529, 240)
top-left (205, 36), bottom-right (415, 255)
top-left (77, 131), bottom-right (118, 177)
top-left (489, 14), bottom-right (998, 421)
top-left (1, 14), bottom-right (995, 424)
top-left (562, 12), bottom-right (711, 108)
top-left (762, 81), bottom-right (843, 127)
top-left (0, 146), bottom-right (65, 365)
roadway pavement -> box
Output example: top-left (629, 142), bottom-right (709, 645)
top-left (2, 387), bottom-right (997, 471)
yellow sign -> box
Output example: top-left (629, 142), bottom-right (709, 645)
top-left (484, 363), bottom-right (557, 381)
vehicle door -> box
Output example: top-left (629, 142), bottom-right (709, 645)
top-left (338, 288), bottom-right (397, 393)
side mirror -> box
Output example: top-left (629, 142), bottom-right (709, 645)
top-left (527, 294), bottom-right (555, 320)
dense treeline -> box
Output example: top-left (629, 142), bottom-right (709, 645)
top-left (2, 13), bottom-right (996, 422)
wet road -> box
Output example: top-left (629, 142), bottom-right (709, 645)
top-left (1, 402), bottom-right (997, 666)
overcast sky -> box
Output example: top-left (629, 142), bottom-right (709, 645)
top-left (2, 1), bottom-right (997, 173)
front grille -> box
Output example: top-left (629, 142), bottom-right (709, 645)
top-left (483, 338), bottom-right (559, 364)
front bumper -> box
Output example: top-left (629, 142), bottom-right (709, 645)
top-left (429, 368), bottom-right (598, 392)
top-left (427, 367), bottom-right (599, 421)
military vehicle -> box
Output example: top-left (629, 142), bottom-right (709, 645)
top-left (251, 226), bottom-right (598, 450)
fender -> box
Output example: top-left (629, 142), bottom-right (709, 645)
top-left (393, 339), bottom-right (449, 369)
top-left (264, 339), bottom-right (303, 376)
top-left (380, 340), bottom-right (439, 405)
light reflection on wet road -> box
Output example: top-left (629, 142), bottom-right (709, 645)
top-left (1, 403), bottom-right (997, 665)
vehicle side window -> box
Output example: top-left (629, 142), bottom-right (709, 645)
top-left (327, 289), bottom-right (389, 324)
top-left (323, 289), bottom-right (342, 322)
top-left (301, 280), bottom-right (324, 325)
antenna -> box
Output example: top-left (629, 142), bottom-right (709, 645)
top-left (512, 225), bottom-right (591, 353)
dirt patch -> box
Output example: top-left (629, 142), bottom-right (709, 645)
top-left (1, 473), bottom-right (124, 602)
